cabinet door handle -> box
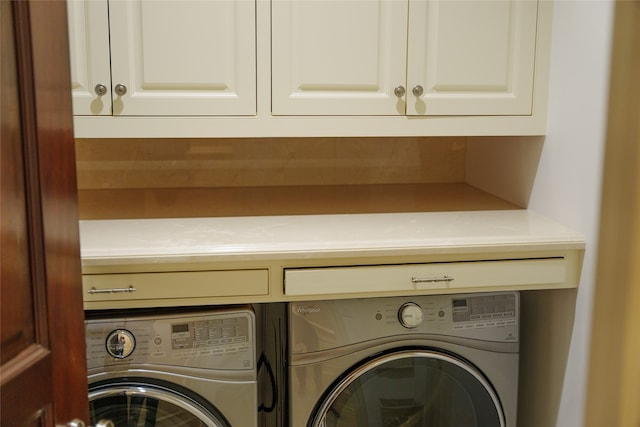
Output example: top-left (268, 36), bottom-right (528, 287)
top-left (411, 275), bottom-right (453, 284)
top-left (394, 85), bottom-right (406, 97)
top-left (412, 85), bottom-right (424, 97)
top-left (88, 285), bottom-right (136, 294)
top-left (94, 84), bottom-right (107, 96)
top-left (114, 83), bottom-right (127, 96)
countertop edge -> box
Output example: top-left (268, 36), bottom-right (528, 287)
top-left (79, 210), bottom-right (586, 268)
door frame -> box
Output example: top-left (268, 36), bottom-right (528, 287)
top-left (586, 1), bottom-right (640, 425)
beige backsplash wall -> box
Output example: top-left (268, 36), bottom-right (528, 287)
top-left (73, 136), bottom-right (511, 219)
top-left (75, 137), bottom-right (466, 189)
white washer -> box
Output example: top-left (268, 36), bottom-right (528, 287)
top-left (289, 292), bottom-right (519, 427)
top-left (85, 307), bottom-right (257, 427)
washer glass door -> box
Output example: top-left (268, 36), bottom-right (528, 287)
top-left (90, 381), bottom-right (229, 427)
top-left (311, 349), bottom-right (505, 427)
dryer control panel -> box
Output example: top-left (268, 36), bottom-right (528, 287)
top-left (290, 291), bottom-right (519, 355)
top-left (451, 293), bottom-right (517, 329)
top-left (85, 308), bottom-right (255, 371)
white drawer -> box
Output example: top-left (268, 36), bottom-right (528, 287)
top-left (83, 269), bottom-right (269, 302)
top-left (284, 258), bottom-right (567, 296)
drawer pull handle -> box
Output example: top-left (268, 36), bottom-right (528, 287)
top-left (411, 276), bottom-right (454, 284)
top-left (88, 285), bottom-right (137, 294)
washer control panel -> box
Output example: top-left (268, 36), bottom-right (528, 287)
top-left (105, 329), bottom-right (136, 358)
top-left (85, 309), bottom-right (255, 371)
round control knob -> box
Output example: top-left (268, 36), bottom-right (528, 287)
top-left (105, 329), bottom-right (136, 359)
top-left (398, 302), bottom-right (423, 328)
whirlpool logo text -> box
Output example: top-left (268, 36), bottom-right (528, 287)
top-left (294, 305), bottom-right (321, 315)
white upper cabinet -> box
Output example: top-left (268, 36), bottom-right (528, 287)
top-left (406, 0), bottom-right (538, 116)
top-left (67, 0), bottom-right (111, 115)
top-left (271, 0), bottom-right (409, 115)
top-left (272, 0), bottom-right (539, 117)
top-left (69, 0), bottom-right (552, 137)
top-left (67, 0), bottom-right (256, 116)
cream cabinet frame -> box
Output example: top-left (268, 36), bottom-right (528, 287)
top-left (71, 0), bottom-right (553, 138)
top-left (79, 211), bottom-right (584, 310)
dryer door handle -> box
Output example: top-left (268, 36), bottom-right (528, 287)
top-left (61, 419), bottom-right (114, 427)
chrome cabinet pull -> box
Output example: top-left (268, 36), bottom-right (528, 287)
top-left (88, 285), bottom-right (136, 294)
top-left (412, 85), bottom-right (424, 97)
top-left (94, 84), bottom-right (107, 96)
top-left (411, 276), bottom-right (454, 284)
top-left (114, 83), bottom-right (127, 96)
top-left (394, 85), bottom-right (406, 97)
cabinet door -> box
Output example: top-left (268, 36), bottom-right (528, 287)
top-left (108, 0), bottom-right (256, 116)
top-left (272, 0), bottom-right (408, 115)
top-left (67, 0), bottom-right (112, 115)
top-left (406, 0), bottom-right (538, 116)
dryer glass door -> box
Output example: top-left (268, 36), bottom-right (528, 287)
top-left (311, 349), bottom-right (505, 427)
top-left (90, 381), bottom-right (230, 427)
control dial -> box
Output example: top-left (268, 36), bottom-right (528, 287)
top-left (105, 329), bottom-right (136, 359)
top-left (398, 302), bottom-right (423, 328)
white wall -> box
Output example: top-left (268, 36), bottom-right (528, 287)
top-left (529, 1), bottom-right (614, 426)
top-left (466, 1), bottom-right (615, 425)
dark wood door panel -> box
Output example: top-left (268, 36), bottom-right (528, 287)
top-left (1, 0), bottom-right (88, 425)
top-left (0, 0), bottom-right (37, 366)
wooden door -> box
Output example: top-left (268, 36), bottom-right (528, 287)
top-left (1, 1), bottom-right (89, 426)
top-left (67, 0), bottom-right (112, 116)
top-left (108, 0), bottom-right (256, 116)
top-left (271, 0), bottom-right (408, 115)
top-left (406, 0), bottom-right (538, 116)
